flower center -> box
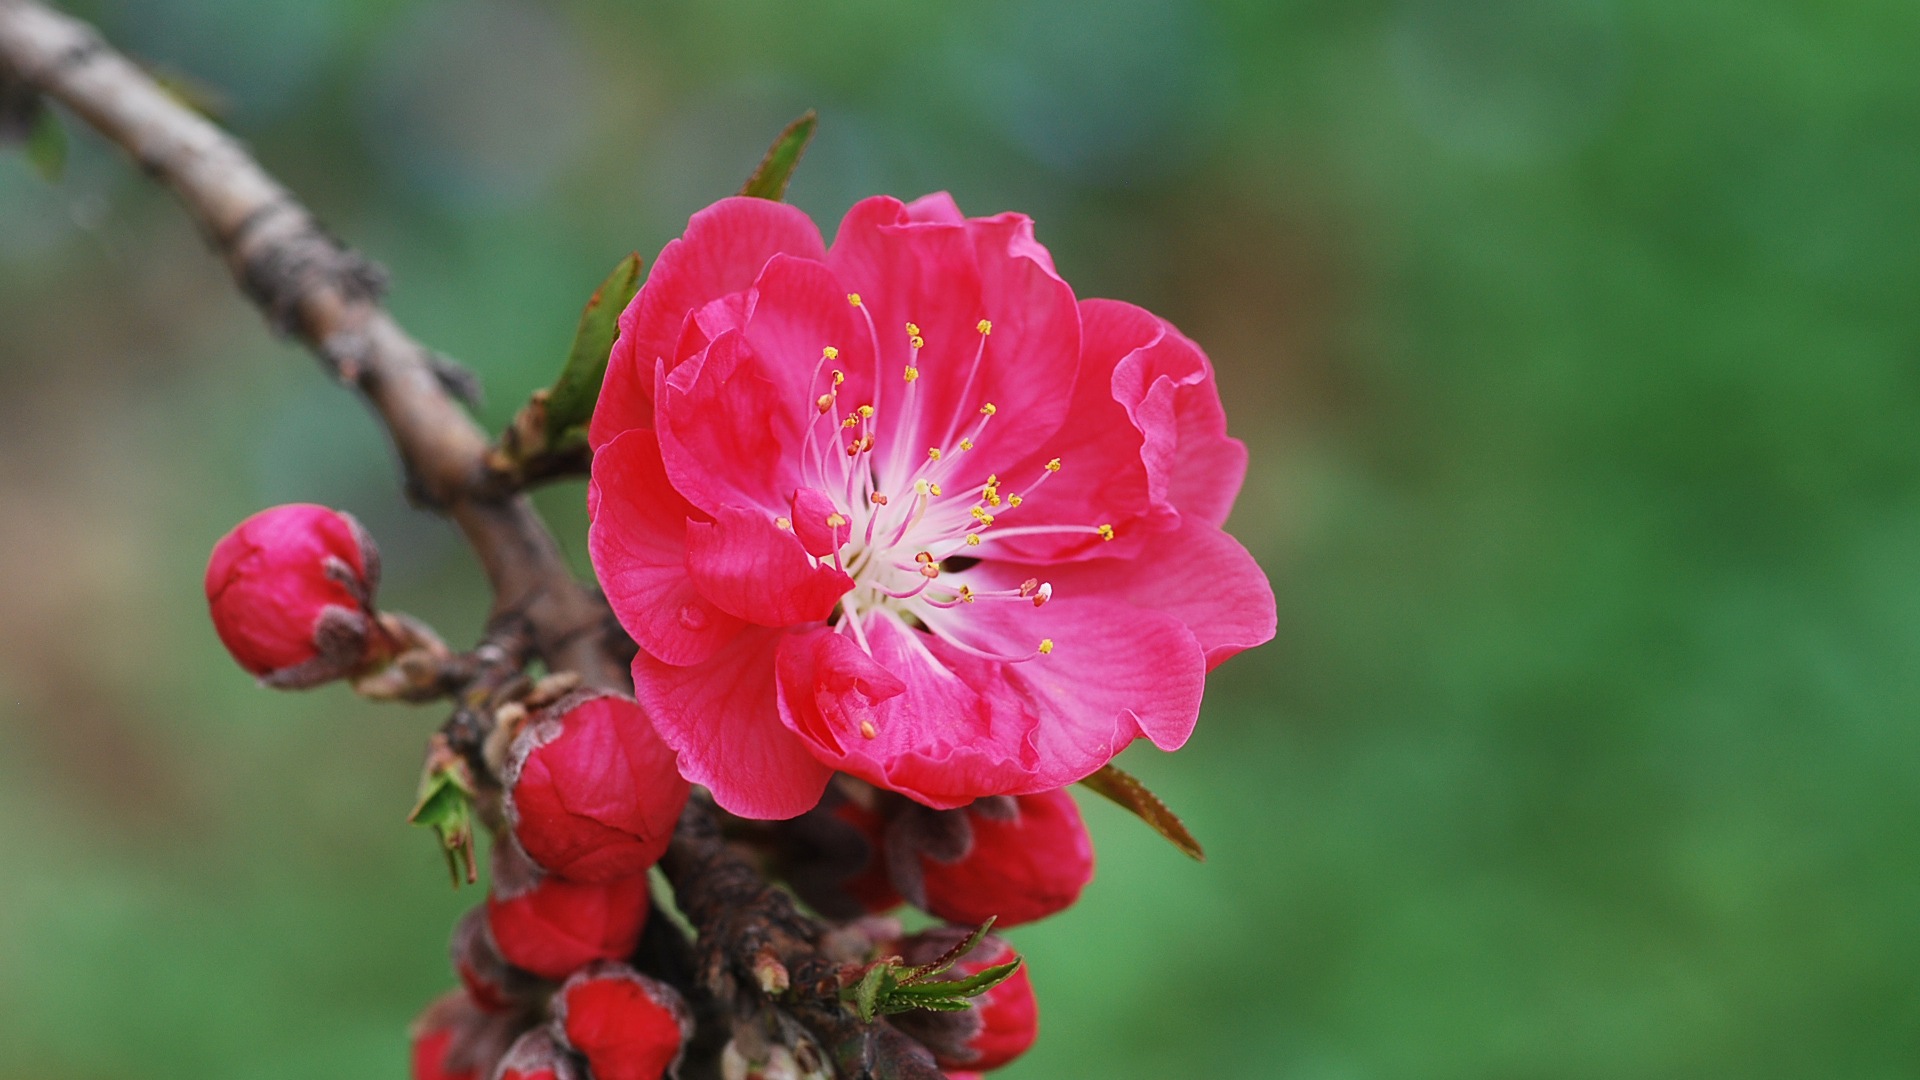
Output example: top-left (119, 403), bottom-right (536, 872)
top-left (773, 300), bottom-right (1114, 687)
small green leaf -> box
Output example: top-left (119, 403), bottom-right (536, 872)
top-left (543, 252), bottom-right (644, 441)
top-left (1080, 762), bottom-right (1205, 861)
top-left (849, 961), bottom-right (897, 1023)
top-left (409, 758), bottom-right (478, 887)
top-left (25, 106), bottom-right (65, 182)
top-left (739, 110), bottom-right (817, 201)
top-left (899, 917), bottom-right (996, 984)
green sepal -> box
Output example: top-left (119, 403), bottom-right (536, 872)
top-left (739, 110), bottom-right (817, 201)
top-left (409, 751), bottom-right (478, 888)
top-left (1080, 762), bottom-right (1205, 861)
top-left (543, 252), bottom-right (644, 442)
top-left (842, 919), bottom-right (1018, 1021)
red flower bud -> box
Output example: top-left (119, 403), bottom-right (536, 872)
top-left (485, 837), bottom-right (649, 981)
top-left (410, 989), bottom-right (519, 1080)
top-left (204, 503), bottom-right (385, 688)
top-left (451, 905), bottom-right (533, 1013)
top-left (551, 961), bottom-right (693, 1080)
top-left (494, 1029), bottom-right (584, 1080)
top-left (902, 789), bottom-right (1093, 929)
top-left (889, 931), bottom-right (1037, 1072)
top-left (503, 691), bottom-right (691, 882)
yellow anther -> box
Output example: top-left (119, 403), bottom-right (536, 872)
top-left (774, 517), bottom-right (792, 531)
top-left (929, 482), bottom-right (942, 497)
top-left (860, 720), bottom-right (877, 740)
top-left (904, 366), bottom-right (920, 382)
top-left (1038, 638), bottom-right (1054, 655)
top-left (977, 319), bottom-right (992, 335)
top-left (980, 402), bottom-right (997, 416)
top-left (965, 534), bottom-right (982, 546)
top-left (832, 369), bottom-right (845, 385)
top-left (1045, 458), bottom-right (1062, 472)
top-left (870, 492), bottom-right (890, 506)
top-left (816, 394), bottom-right (834, 413)
top-left (914, 551), bottom-right (935, 563)
top-left (987, 493), bottom-right (1002, 507)
top-left (1008, 494), bottom-right (1023, 507)
top-left (909, 335), bottom-right (925, 350)
top-left (858, 404), bottom-right (875, 419)
top-left (823, 346), bottom-right (839, 361)
top-left (848, 293), bottom-right (862, 307)
top-left (843, 416), bottom-right (859, 429)
top-left (905, 322), bottom-right (921, 337)
top-left (1096, 523), bottom-right (1115, 541)
top-left (958, 584), bottom-right (975, 603)
top-left (970, 507), bottom-right (994, 525)
top-left (959, 438), bottom-right (974, 451)
top-left (825, 512), bottom-right (848, 528)
top-left (927, 447), bottom-right (942, 461)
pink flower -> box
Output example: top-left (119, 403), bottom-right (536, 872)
top-left (204, 503), bottom-right (385, 687)
top-left (588, 194), bottom-right (1274, 819)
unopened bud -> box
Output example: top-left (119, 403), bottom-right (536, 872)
top-left (502, 691), bottom-right (690, 883)
top-left (450, 906), bottom-right (529, 1013)
top-left (205, 503), bottom-right (386, 688)
top-left (888, 931), bottom-right (1037, 1072)
top-left (905, 789), bottom-right (1093, 928)
top-left (550, 962), bottom-right (693, 1080)
top-left (411, 989), bottom-right (519, 1080)
top-left (485, 837), bottom-right (650, 981)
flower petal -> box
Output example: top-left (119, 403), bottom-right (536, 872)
top-left (655, 329), bottom-right (808, 515)
top-left (977, 517), bottom-right (1274, 671)
top-left (632, 627), bottom-right (833, 819)
top-left (777, 615), bottom-right (1039, 809)
top-left (685, 505), bottom-right (853, 627)
top-left (587, 429), bottom-right (745, 667)
top-left (591, 198), bottom-right (826, 449)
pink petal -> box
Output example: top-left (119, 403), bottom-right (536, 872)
top-left (632, 627), bottom-right (833, 819)
top-left (977, 516), bottom-right (1275, 671)
top-left (685, 505), bottom-right (852, 627)
top-left (954, 594), bottom-right (1207, 783)
top-left (586, 429), bottom-right (745, 667)
top-left (825, 197), bottom-right (1077, 494)
top-left (776, 616), bottom-right (1039, 809)
top-left (590, 198), bottom-right (826, 449)
top-left (788, 487), bottom-right (850, 559)
top-left (1107, 306), bottom-right (1246, 529)
top-left (655, 329), bottom-right (808, 515)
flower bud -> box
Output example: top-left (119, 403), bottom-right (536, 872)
top-left (204, 503), bottom-right (385, 688)
top-left (888, 930), bottom-right (1037, 1072)
top-left (486, 837), bottom-right (649, 981)
top-left (412, 989), bottom-right (519, 1080)
top-left (503, 691), bottom-right (690, 882)
top-left (551, 961), bottom-right (693, 1080)
top-left (898, 789), bottom-right (1093, 928)
top-left (493, 1029), bottom-right (583, 1080)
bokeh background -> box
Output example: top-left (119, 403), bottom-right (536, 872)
top-left (3, 0), bottom-right (1918, 1076)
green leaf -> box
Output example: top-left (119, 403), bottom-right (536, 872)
top-left (25, 106), bottom-right (65, 182)
top-left (409, 761), bottom-right (477, 887)
top-left (1080, 762), bottom-right (1205, 861)
top-left (543, 252), bottom-right (644, 441)
top-left (739, 110), bottom-right (817, 201)
top-left (899, 917), bottom-right (996, 984)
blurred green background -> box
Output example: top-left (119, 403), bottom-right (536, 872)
top-left (3, 0), bottom-right (1918, 1076)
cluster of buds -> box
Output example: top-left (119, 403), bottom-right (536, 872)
top-left (418, 689), bottom-right (694, 1079)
